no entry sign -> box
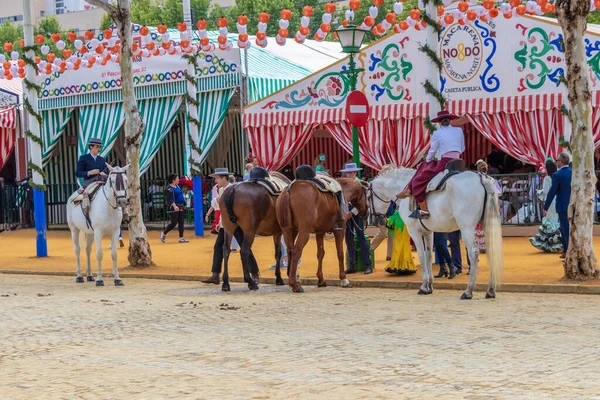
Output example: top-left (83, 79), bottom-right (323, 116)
top-left (345, 90), bottom-right (370, 128)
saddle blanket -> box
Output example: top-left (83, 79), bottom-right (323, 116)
top-left (70, 181), bottom-right (104, 204)
top-left (426, 170), bottom-right (461, 194)
top-left (252, 175), bottom-right (289, 196)
top-left (313, 173), bottom-right (342, 194)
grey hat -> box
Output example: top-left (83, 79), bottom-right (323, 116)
top-left (209, 167), bottom-right (234, 178)
top-left (88, 138), bottom-right (103, 146)
top-left (339, 162), bottom-right (363, 173)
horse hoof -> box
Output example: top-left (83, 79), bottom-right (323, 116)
top-left (341, 278), bottom-right (350, 288)
top-left (76, 277), bottom-right (84, 283)
top-left (114, 279), bottom-right (124, 287)
top-left (485, 291), bottom-right (496, 299)
top-left (293, 286), bottom-right (304, 293)
top-left (417, 289), bottom-right (429, 295)
top-left (86, 276), bottom-right (95, 282)
top-left (248, 282), bottom-right (259, 291)
top-left (275, 278), bottom-right (285, 286)
top-left (318, 281), bottom-right (327, 288)
top-left (96, 280), bottom-right (104, 287)
top-left (222, 284), bottom-right (231, 292)
top-left (460, 292), bottom-right (473, 300)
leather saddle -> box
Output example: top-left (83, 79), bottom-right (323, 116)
top-left (245, 167), bottom-right (289, 196)
top-left (71, 181), bottom-right (104, 204)
top-left (426, 159), bottom-right (466, 194)
top-left (290, 165), bottom-right (342, 194)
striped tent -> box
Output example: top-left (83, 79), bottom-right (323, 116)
top-left (78, 103), bottom-right (125, 158)
top-left (42, 108), bottom-right (74, 166)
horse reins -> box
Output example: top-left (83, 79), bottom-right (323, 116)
top-left (103, 171), bottom-right (127, 210)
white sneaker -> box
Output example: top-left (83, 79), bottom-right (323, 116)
top-left (179, 237), bottom-right (189, 243)
top-left (160, 232), bottom-right (166, 243)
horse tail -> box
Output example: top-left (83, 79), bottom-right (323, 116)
top-left (482, 177), bottom-right (504, 291)
top-left (222, 186), bottom-right (238, 224)
top-left (277, 189), bottom-right (292, 228)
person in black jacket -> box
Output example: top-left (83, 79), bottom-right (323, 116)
top-left (17, 169), bottom-right (33, 228)
top-left (160, 174), bottom-right (189, 243)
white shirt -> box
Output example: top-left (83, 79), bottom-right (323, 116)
top-left (427, 125), bottom-right (465, 162)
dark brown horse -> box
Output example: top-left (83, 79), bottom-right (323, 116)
top-left (218, 172), bottom-right (290, 292)
top-left (276, 178), bottom-right (368, 293)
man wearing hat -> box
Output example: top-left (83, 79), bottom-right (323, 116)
top-left (76, 138), bottom-right (108, 188)
top-left (340, 162), bottom-right (373, 275)
top-left (397, 110), bottom-right (465, 219)
top-left (202, 167), bottom-right (259, 285)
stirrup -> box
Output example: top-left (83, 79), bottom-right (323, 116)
top-left (409, 209), bottom-right (430, 219)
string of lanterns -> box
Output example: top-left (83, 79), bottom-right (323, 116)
top-left (1, 0), bottom-right (566, 80)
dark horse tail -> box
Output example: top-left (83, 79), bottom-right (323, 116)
top-left (222, 185), bottom-right (238, 224)
top-left (277, 189), bottom-right (292, 228)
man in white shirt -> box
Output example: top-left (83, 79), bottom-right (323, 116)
top-left (397, 110), bottom-right (465, 218)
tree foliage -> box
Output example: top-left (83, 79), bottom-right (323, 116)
top-left (129, 0), bottom-right (211, 27)
top-left (0, 16), bottom-right (76, 58)
top-left (100, 13), bottom-right (114, 30)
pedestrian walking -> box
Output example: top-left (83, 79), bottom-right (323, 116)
top-left (160, 174), bottom-right (189, 243)
top-left (544, 152), bottom-right (572, 259)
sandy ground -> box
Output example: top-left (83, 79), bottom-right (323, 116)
top-left (0, 275), bottom-right (599, 399)
top-left (0, 229), bottom-right (599, 287)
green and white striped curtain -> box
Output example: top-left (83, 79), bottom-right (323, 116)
top-left (139, 96), bottom-right (183, 175)
top-left (41, 107), bottom-right (74, 166)
top-left (186, 88), bottom-right (235, 174)
top-left (77, 103), bottom-right (125, 158)
top-left (248, 77), bottom-right (296, 103)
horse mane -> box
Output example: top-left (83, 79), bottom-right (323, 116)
top-left (372, 167), bottom-right (416, 190)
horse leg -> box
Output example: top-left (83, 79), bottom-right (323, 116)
top-left (94, 231), bottom-right (104, 287)
top-left (289, 229), bottom-right (310, 293)
top-left (222, 231), bottom-right (231, 292)
top-left (71, 228), bottom-right (83, 283)
top-left (424, 233), bottom-right (434, 294)
top-left (240, 231), bottom-right (259, 291)
top-left (333, 229), bottom-right (350, 288)
top-left (112, 229), bottom-right (123, 286)
top-left (274, 234), bottom-right (285, 286)
top-left (85, 234), bottom-right (95, 282)
top-left (460, 228), bottom-right (478, 300)
top-left (413, 234), bottom-right (431, 295)
top-left (316, 234), bottom-right (326, 287)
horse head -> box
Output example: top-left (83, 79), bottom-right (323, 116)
top-left (340, 178), bottom-right (369, 219)
top-left (368, 167), bottom-right (416, 218)
top-left (106, 164), bottom-right (130, 208)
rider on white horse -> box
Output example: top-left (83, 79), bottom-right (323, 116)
top-left (75, 138), bottom-right (108, 214)
top-left (397, 110), bottom-right (465, 219)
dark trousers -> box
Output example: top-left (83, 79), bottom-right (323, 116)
top-left (434, 232), bottom-right (452, 266)
top-left (212, 227), bottom-right (259, 275)
top-left (24, 200), bottom-right (33, 226)
top-left (345, 215), bottom-right (372, 268)
top-left (448, 230), bottom-right (463, 267)
top-left (164, 208), bottom-right (184, 238)
top-left (558, 212), bottom-right (569, 252)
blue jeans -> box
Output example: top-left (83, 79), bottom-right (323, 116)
top-left (433, 232), bottom-right (452, 266)
top-left (558, 212), bottom-right (569, 252)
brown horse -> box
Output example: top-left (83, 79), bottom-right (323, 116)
top-left (276, 178), bottom-right (368, 293)
top-left (218, 172), bottom-right (290, 292)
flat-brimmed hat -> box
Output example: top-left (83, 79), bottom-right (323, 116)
top-left (209, 167), bottom-right (234, 178)
top-left (431, 110), bottom-right (458, 123)
top-left (339, 162), bottom-right (363, 173)
top-left (88, 138), bottom-right (103, 146)
top-left (475, 159), bottom-right (486, 165)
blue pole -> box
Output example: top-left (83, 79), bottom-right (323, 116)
top-left (193, 176), bottom-right (204, 237)
top-left (33, 188), bottom-right (47, 257)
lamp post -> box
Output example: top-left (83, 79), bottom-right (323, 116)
top-left (337, 24), bottom-right (368, 176)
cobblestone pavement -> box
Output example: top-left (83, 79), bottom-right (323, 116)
top-left (1, 275), bottom-right (599, 400)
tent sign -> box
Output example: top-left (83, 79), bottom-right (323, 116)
top-left (345, 91), bottom-right (370, 127)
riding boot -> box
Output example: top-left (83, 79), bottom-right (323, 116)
top-left (448, 264), bottom-right (457, 279)
top-left (434, 264), bottom-right (448, 278)
top-left (417, 200), bottom-right (430, 219)
top-left (201, 273), bottom-right (220, 285)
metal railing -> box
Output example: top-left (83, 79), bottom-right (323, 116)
top-left (490, 172), bottom-right (544, 226)
top-left (0, 184), bottom-right (21, 231)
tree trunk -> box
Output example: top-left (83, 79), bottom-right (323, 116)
top-left (556, 0), bottom-right (599, 280)
top-left (86, 0), bottom-right (153, 268)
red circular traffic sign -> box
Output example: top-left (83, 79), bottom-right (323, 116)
top-left (345, 90), bottom-right (370, 128)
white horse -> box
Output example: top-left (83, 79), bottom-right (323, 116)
top-left (66, 164), bottom-right (129, 286)
top-left (368, 168), bottom-right (503, 299)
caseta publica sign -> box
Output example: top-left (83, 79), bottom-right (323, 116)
top-left (441, 24), bottom-right (484, 84)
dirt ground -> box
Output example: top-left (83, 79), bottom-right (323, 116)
top-left (0, 274), bottom-right (599, 399)
top-left (1, 229), bottom-right (599, 286)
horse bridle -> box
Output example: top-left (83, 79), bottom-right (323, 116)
top-left (368, 181), bottom-right (398, 220)
top-left (103, 171), bottom-right (127, 209)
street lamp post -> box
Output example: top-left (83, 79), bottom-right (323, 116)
top-left (337, 24), bottom-right (369, 177)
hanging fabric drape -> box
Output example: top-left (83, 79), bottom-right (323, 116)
top-left (384, 117), bottom-right (430, 168)
top-left (247, 123), bottom-right (318, 171)
top-left (0, 107), bottom-right (16, 129)
top-left (0, 127), bottom-right (16, 171)
top-left (205, 111), bottom-right (238, 171)
top-left (187, 89), bottom-right (235, 168)
top-left (138, 96), bottom-right (183, 175)
top-left (290, 134), bottom-right (352, 173)
top-left (77, 103), bottom-right (125, 158)
top-left (324, 120), bottom-right (389, 170)
top-left (467, 108), bottom-right (563, 167)
top-left (41, 107), bottom-right (74, 166)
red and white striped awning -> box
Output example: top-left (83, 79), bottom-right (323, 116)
top-left (591, 91), bottom-right (600, 107)
top-left (243, 102), bottom-right (428, 128)
top-left (0, 108), bottom-right (16, 129)
top-left (447, 93), bottom-right (564, 115)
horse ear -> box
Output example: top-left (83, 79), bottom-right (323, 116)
top-left (106, 164), bottom-right (114, 173)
